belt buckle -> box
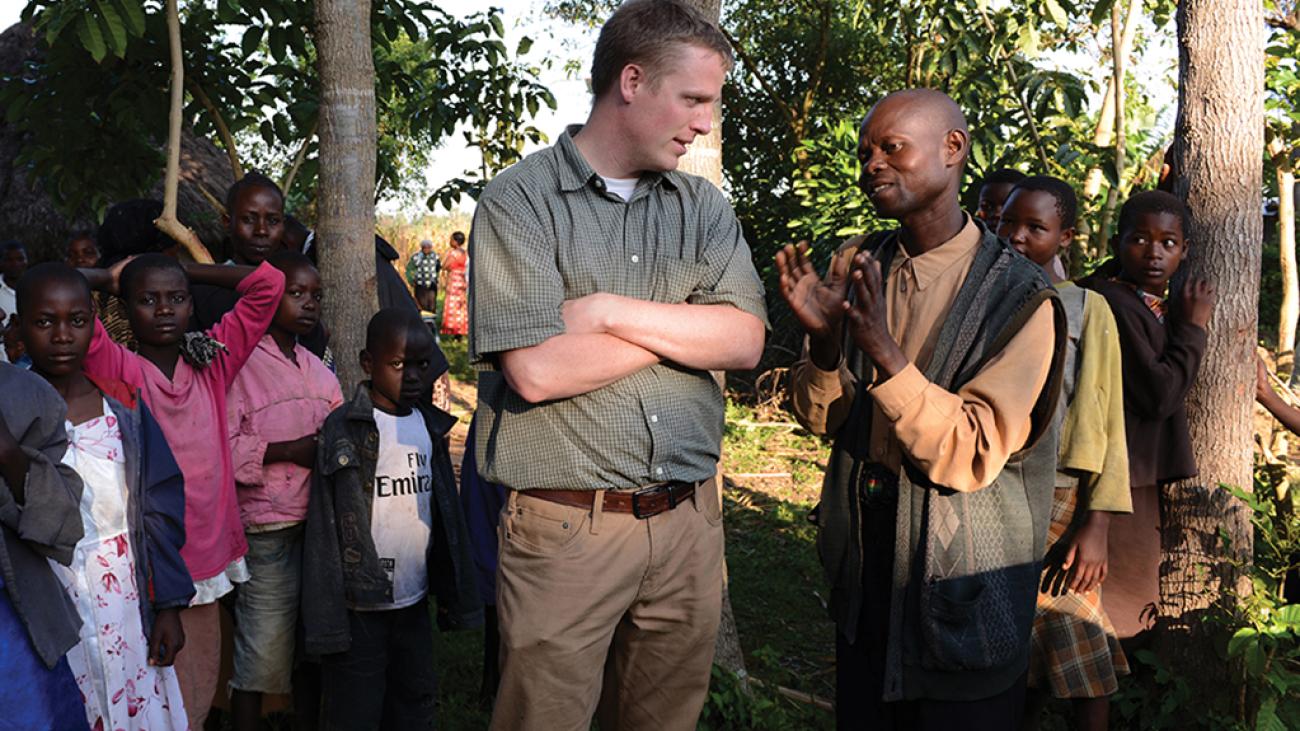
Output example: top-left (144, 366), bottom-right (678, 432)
top-left (631, 483), bottom-right (675, 520)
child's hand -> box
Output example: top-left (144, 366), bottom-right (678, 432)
top-left (1040, 511), bottom-right (1110, 596)
top-left (81, 256), bottom-right (135, 296)
top-left (1061, 512), bottom-right (1110, 595)
top-left (265, 435), bottom-right (319, 469)
top-left (148, 607), bottom-right (185, 666)
top-left (1257, 353), bottom-right (1276, 404)
top-left (1180, 278), bottom-right (1216, 328)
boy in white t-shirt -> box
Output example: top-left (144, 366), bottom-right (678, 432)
top-left (302, 308), bottom-right (481, 730)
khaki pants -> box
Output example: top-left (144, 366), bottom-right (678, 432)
top-left (489, 479), bottom-right (725, 731)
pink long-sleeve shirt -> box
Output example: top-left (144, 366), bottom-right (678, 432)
top-left (84, 262), bottom-right (285, 582)
top-left (228, 335), bottom-right (342, 527)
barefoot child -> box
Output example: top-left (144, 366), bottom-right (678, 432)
top-left (997, 177), bottom-right (1132, 731)
top-left (17, 263), bottom-right (194, 730)
top-left (1084, 190), bottom-right (1214, 642)
top-left (303, 309), bottom-right (479, 730)
top-left (80, 253), bottom-right (286, 730)
top-left (0, 360), bottom-right (88, 730)
top-left (226, 252), bottom-right (342, 731)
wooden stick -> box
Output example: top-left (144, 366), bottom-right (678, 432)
top-left (189, 80), bottom-right (244, 180)
top-left (153, 0), bottom-right (213, 265)
top-left (748, 677), bottom-right (834, 712)
top-left (196, 180), bottom-right (226, 217)
top-left (281, 119), bottom-right (318, 195)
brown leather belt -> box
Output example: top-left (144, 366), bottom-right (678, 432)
top-left (519, 481), bottom-right (697, 520)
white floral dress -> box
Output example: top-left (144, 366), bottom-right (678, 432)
top-left (51, 401), bottom-right (190, 731)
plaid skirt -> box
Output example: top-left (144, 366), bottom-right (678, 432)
top-left (1027, 473), bottom-right (1130, 698)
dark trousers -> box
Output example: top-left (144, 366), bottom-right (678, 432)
top-left (321, 602), bottom-right (437, 731)
top-left (414, 284), bottom-right (437, 313)
top-left (834, 486), bottom-right (1026, 731)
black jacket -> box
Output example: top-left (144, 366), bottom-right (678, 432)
top-left (301, 382), bottom-right (481, 656)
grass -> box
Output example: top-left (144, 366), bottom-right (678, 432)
top-left (717, 401), bottom-right (836, 729)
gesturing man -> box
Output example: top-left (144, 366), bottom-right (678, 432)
top-left (467, 2), bottom-right (768, 730)
top-left (779, 89), bottom-right (1065, 730)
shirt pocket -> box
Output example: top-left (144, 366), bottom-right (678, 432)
top-left (651, 258), bottom-right (708, 304)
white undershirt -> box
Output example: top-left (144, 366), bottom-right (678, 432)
top-left (600, 175), bottom-right (638, 202)
top-left (366, 408), bottom-right (435, 610)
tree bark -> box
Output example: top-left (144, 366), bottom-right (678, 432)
top-left (314, 0), bottom-right (378, 394)
top-left (1158, 0), bottom-right (1263, 695)
top-left (677, 0), bottom-right (749, 682)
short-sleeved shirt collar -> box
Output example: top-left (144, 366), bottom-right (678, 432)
top-left (556, 125), bottom-right (679, 196)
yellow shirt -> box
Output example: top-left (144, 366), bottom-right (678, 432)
top-left (790, 218), bottom-right (1055, 492)
top-left (1057, 283), bottom-right (1132, 513)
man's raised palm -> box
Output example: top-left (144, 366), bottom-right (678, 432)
top-left (777, 242), bottom-right (849, 339)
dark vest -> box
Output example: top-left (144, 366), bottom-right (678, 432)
top-left (815, 225), bottom-right (1066, 702)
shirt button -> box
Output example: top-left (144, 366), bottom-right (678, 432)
top-left (631, 255), bottom-right (640, 263)
top-left (656, 467), bottom-right (664, 476)
top-left (338, 454), bottom-right (349, 466)
top-left (650, 414), bottom-right (659, 423)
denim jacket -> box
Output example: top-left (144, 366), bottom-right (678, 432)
top-left (302, 382), bottom-right (482, 656)
top-left (94, 378), bottom-right (195, 635)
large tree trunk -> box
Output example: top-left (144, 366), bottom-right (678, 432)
top-left (314, 0), bottom-right (378, 393)
top-left (1158, 0), bottom-right (1263, 695)
top-left (677, 0), bottom-right (749, 682)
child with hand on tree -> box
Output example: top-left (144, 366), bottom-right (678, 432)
top-left (997, 176), bottom-right (1131, 731)
top-left (17, 263), bottom-right (194, 731)
top-left (1083, 190), bottom-right (1215, 645)
top-left (79, 252), bottom-right (285, 730)
top-left (225, 251), bottom-right (342, 731)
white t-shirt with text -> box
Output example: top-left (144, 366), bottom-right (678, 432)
top-left (367, 408), bottom-right (435, 610)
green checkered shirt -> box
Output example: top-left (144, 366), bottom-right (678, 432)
top-left (469, 126), bottom-right (769, 490)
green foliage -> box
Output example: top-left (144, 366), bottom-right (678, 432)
top-left (699, 649), bottom-right (832, 731)
top-left (1211, 475), bottom-right (1300, 730)
top-left (725, 0), bottom-right (1093, 265)
top-left (1112, 471), bottom-right (1300, 730)
top-left (1112, 648), bottom-right (1202, 729)
top-left (1, 0), bottom-right (554, 218)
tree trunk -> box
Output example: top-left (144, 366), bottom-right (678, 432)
top-left (1157, 0), bottom-right (1263, 697)
top-left (314, 0), bottom-right (378, 394)
top-left (677, 0), bottom-right (749, 682)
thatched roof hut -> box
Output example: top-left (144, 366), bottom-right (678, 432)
top-left (0, 22), bottom-right (236, 262)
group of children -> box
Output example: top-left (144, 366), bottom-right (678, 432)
top-left (973, 171), bottom-right (1213, 729)
top-left (0, 173), bottom-right (472, 731)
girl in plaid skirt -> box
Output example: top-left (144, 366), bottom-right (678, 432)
top-left (997, 176), bottom-right (1132, 731)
